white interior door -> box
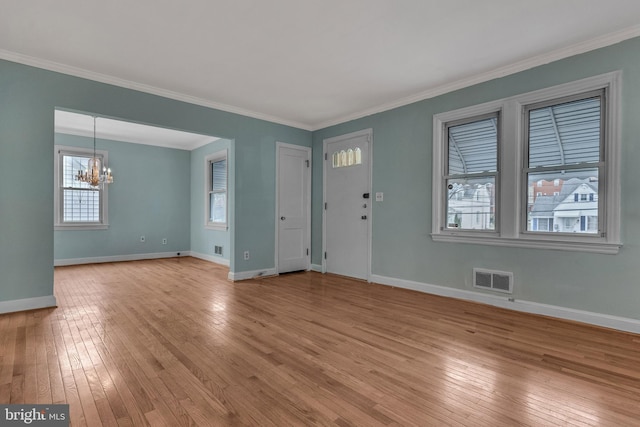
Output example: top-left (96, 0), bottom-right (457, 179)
top-left (277, 143), bottom-right (311, 273)
top-left (324, 130), bottom-right (371, 280)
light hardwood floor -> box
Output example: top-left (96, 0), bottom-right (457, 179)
top-left (1, 257), bottom-right (639, 426)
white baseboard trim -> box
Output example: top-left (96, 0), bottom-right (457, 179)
top-left (370, 274), bottom-right (640, 335)
top-left (310, 264), bottom-right (323, 273)
top-left (229, 268), bottom-right (278, 281)
top-left (0, 295), bottom-right (57, 314)
top-left (189, 251), bottom-right (230, 267)
top-left (54, 251), bottom-right (189, 266)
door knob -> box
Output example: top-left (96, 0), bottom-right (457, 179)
top-left (281, 216), bottom-right (286, 220)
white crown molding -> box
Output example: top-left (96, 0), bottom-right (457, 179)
top-left (0, 295), bottom-right (57, 314)
top-left (2, 24), bottom-right (639, 133)
top-left (311, 24), bottom-right (640, 131)
top-left (0, 49), bottom-right (313, 132)
top-left (370, 274), bottom-right (640, 335)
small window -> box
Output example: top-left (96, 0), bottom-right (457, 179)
top-left (534, 217), bottom-right (554, 232)
top-left (206, 151), bottom-right (228, 229)
top-left (54, 146), bottom-right (108, 229)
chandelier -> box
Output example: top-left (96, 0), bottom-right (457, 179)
top-left (76, 116), bottom-right (113, 187)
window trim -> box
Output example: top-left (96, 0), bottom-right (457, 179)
top-left (521, 89), bottom-right (605, 239)
top-left (205, 150), bottom-right (228, 230)
top-left (443, 111), bottom-right (501, 233)
top-left (54, 145), bottom-right (109, 230)
top-left (432, 71), bottom-right (622, 254)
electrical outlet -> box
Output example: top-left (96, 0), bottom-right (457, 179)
top-left (140, 235), bottom-right (145, 243)
top-left (162, 238), bottom-right (167, 245)
top-left (244, 251), bottom-right (250, 260)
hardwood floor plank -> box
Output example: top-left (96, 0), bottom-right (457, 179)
top-left (23, 316), bottom-right (39, 404)
top-left (2, 257), bottom-right (639, 426)
top-left (34, 312), bottom-right (53, 404)
top-left (0, 382), bottom-right (11, 404)
top-left (94, 397), bottom-right (119, 427)
top-left (89, 342), bottom-right (150, 427)
top-left (10, 374), bottom-right (24, 404)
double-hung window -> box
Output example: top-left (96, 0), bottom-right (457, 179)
top-left (524, 91), bottom-right (604, 235)
top-left (432, 72), bottom-right (621, 253)
top-left (444, 113), bottom-right (498, 231)
top-left (54, 146), bottom-right (109, 229)
top-left (206, 151), bottom-right (228, 229)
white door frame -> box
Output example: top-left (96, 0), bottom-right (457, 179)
top-left (275, 142), bottom-right (312, 273)
top-left (322, 128), bottom-right (373, 281)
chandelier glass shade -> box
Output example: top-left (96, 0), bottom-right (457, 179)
top-left (75, 116), bottom-right (113, 187)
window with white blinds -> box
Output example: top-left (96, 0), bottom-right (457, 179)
top-left (206, 150), bottom-right (228, 229)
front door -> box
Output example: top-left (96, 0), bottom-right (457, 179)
top-left (277, 143), bottom-right (311, 273)
top-left (324, 129), bottom-right (371, 280)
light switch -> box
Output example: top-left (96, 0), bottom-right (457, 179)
top-left (375, 192), bottom-right (383, 202)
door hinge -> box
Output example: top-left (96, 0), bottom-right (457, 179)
top-left (306, 248), bottom-right (309, 256)
top-left (306, 159), bottom-right (310, 168)
top-left (324, 153), bottom-right (328, 160)
top-left (324, 251), bottom-right (327, 259)
top-left (324, 202), bottom-right (327, 210)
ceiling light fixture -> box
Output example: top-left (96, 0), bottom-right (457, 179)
top-left (76, 116), bottom-right (113, 187)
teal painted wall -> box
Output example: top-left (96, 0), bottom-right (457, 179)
top-left (190, 138), bottom-right (234, 262)
top-left (312, 37), bottom-right (640, 320)
top-left (0, 58), bottom-right (311, 303)
top-left (54, 133), bottom-right (191, 260)
top-left (3, 35), bottom-right (639, 322)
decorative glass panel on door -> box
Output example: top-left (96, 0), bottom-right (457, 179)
top-left (332, 147), bottom-right (363, 169)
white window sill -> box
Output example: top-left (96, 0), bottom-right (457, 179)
top-left (55, 223), bottom-right (109, 231)
top-left (431, 233), bottom-right (622, 254)
top-left (206, 223), bottom-right (228, 231)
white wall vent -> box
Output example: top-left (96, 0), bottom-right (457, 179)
top-left (473, 268), bottom-right (513, 294)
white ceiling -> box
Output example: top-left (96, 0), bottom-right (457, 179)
top-left (3, 1), bottom-right (640, 131)
top-left (55, 110), bottom-right (219, 150)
